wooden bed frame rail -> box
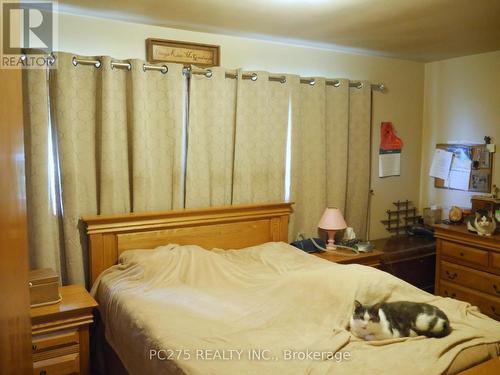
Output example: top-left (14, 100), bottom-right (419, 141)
top-left (83, 202), bottom-right (293, 285)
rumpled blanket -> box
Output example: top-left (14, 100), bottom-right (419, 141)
top-left (91, 242), bottom-right (500, 375)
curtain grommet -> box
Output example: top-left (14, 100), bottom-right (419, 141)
top-left (47, 54), bottom-right (56, 66)
top-left (251, 73), bottom-right (258, 81)
top-left (205, 69), bottom-right (213, 78)
top-left (309, 79), bottom-right (316, 86)
top-left (333, 80), bottom-right (341, 87)
top-left (72, 56), bottom-right (78, 66)
top-left (161, 65), bottom-right (168, 74)
top-left (280, 76), bottom-right (286, 84)
top-left (94, 60), bottom-right (101, 68)
top-left (356, 82), bottom-right (363, 89)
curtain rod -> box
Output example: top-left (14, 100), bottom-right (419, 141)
top-left (185, 67), bottom-right (384, 91)
top-left (69, 56), bottom-right (385, 91)
top-left (72, 57), bottom-right (168, 73)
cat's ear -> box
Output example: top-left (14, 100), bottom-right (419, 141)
top-left (354, 300), bottom-right (362, 309)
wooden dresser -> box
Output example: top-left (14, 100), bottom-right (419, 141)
top-left (434, 224), bottom-right (500, 321)
top-left (31, 284), bottom-right (97, 375)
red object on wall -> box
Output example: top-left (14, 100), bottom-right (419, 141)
top-left (380, 122), bottom-right (403, 151)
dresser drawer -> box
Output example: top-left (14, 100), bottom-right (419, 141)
top-left (440, 280), bottom-right (500, 321)
top-left (441, 241), bottom-right (488, 267)
top-left (491, 252), bottom-right (500, 273)
top-left (33, 353), bottom-right (80, 375)
top-left (440, 261), bottom-right (500, 298)
top-left (32, 329), bottom-right (79, 362)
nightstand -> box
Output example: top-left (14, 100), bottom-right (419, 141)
top-left (313, 249), bottom-right (384, 267)
top-left (31, 284), bottom-right (97, 375)
top-left (373, 236), bottom-right (436, 293)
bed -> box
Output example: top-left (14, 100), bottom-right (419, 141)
top-left (83, 203), bottom-right (500, 375)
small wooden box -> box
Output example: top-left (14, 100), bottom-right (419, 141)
top-left (471, 196), bottom-right (500, 214)
top-left (29, 268), bottom-right (61, 307)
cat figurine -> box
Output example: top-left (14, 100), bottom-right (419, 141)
top-left (349, 300), bottom-right (451, 341)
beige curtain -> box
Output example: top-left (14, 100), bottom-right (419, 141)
top-left (232, 72), bottom-right (291, 204)
top-left (185, 67), bottom-right (237, 208)
top-left (345, 82), bottom-right (372, 238)
top-left (24, 67), bottom-right (64, 278)
top-left (290, 79), bottom-right (371, 240)
top-left (128, 60), bottom-right (185, 212)
top-left (290, 78), bottom-right (327, 239)
top-left (326, 79), bottom-right (350, 212)
top-left (24, 52), bottom-right (185, 285)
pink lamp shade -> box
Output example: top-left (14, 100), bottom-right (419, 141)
top-left (318, 208), bottom-right (347, 230)
top-left (318, 208), bottom-right (347, 250)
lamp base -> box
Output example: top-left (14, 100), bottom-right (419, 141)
top-left (325, 230), bottom-right (337, 250)
top-left (326, 239), bottom-right (337, 250)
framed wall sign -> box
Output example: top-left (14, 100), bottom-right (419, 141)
top-left (146, 38), bottom-right (220, 67)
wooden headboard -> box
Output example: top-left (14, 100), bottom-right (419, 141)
top-left (83, 202), bottom-right (293, 285)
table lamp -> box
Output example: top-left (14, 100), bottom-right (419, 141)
top-left (318, 208), bottom-right (347, 250)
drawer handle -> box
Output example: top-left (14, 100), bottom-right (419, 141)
top-left (32, 344), bottom-right (37, 352)
top-left (490, 306), bottom-right (500, 318)
top-left (444, 290), bottom-right (456, 298)
top-left (445, 271), bottom-right (458, 280)
top-left (493, 285), bottom-right (500, 295)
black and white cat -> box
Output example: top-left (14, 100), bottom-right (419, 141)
top-left (349, 300), bottom-right (451, 341)
top-left (466, 209), bottom-right (497, 237)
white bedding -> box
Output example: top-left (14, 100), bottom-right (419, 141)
top-left (91, 242), bottom-right (500, 375)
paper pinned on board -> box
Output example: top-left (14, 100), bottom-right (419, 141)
top-left (446, 150), bottom-right (472, 190)
top-left (447, 169), bottom-right (471, 190)
top-left (429, 149), bottom-right (453, 180)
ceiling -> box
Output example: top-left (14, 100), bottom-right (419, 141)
top-left (58, 0), bottom-right (500, 62)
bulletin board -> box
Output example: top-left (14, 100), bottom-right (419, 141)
top-left (434, 143), bottom-right (493, 193)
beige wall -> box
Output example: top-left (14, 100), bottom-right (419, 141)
top-left (58, 13), bottom-right (425, 240)
top-left (420, 50), bottom-right (500, 214)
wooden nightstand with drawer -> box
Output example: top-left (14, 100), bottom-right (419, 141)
top-left (313, 249), bottom-right (383, 267)
top-left (31, 284), bottom-right (98, 375)
top-left (434, 224), bottom-right (500, 321)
